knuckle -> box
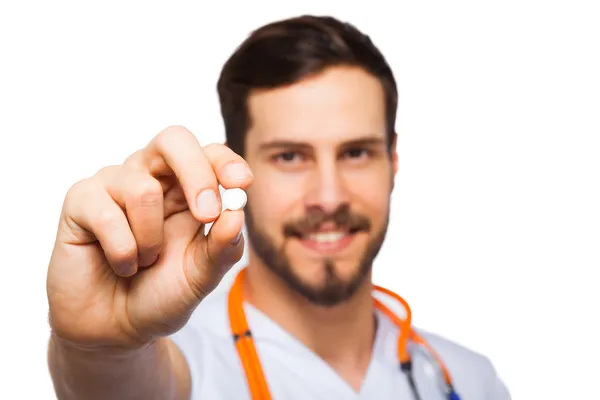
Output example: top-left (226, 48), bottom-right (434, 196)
top-left (123, 149), bottom-right (145, 166)
top-left (157, 125), bottom-right (195, 143)
top-left (65, 178), bottom-right (88, 200)
top-left (204, 143), bottom-right (248, 171)
top-left (64, 178), bottom-right (95, 209)
top-left (94, 165), bottom-right (120, 180)
top-left (126, 176), bottom-right (163, 206)
top-left (93, 208), bottom-right (122, 230)
top-left (202, 142), bottom-right (225, 153)
top-left (204, 142), bottom-right (237, 159)
top-left (164, 124), bottom-right (189, 133)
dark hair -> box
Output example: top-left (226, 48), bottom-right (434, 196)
top-left (217, 15), bottom-right (398, 157)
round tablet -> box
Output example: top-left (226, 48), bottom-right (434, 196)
top-left (222, 188), bottom-right (247, 211)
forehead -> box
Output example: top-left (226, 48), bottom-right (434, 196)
top-left (246, 66), bottom-right (387, 147)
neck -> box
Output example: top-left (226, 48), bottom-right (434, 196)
top-left (243, 259), bottom-right (376, 390)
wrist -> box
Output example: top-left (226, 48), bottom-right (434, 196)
top-left (49, 331), bottom-right (160, 361)
top-left (48, 333), bottom-right (178, 400)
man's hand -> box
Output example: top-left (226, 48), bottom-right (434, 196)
top-left (47, 126), bottom-right (252, 349)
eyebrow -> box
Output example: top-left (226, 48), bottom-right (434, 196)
top-left (258, 136), bottom-right (386, 152)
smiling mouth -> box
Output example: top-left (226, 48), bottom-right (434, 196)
top-left (304, 226), bottom-right (362, 240)
top-left (306, 231), bottom-right (347, 243)
top-left (287, 225), bottom-right (362, 239)
top-left (282, 205), bottom-right (370, 254)
top-left (290, 226), bottom-right (364, 254)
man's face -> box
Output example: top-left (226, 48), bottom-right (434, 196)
top-left (243, 66), bottom-right (398, 307)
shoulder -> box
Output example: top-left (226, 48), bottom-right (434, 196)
top-left (415, 327), bottom-right (492, 370)
top-left (414, 328), bottom-right (511, 399)
top-left (374, 290), bottom-right (510, 398)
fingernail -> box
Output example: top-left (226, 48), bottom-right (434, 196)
top-left (224, 162), bottom-right (252, 180)
top-left (197, 189), bottom-right (220, 219)
top-left (231, 229), bottom-right (243, 245)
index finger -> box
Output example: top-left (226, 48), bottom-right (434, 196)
top-left (137, 126), bottom-right (252, 223)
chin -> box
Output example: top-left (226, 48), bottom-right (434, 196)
top-left (247, 208), bottom-right (386, 306)
top-left (293, 258), bottom-right (359, 284)
top-left (285, 257), bottom-right (372, 307)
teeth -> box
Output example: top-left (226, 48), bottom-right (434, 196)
top-left (307, 232), bottom-right (346, 243)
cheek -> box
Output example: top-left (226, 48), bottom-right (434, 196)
top-left (362, 193), bottom-right (390, 226)
top-left (346, 171), bottom-right (392, 211)
top-left (246, 176), bottom-right (302, 228)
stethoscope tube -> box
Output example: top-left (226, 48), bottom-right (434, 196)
top-left (402, 344), bottom-right (462, 400)
top-left (229, 268), bottom-right (462, 400)
top-left (401, 361), bottom-right (423, 400)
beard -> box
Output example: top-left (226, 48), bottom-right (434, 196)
top-left (244, 202), bottom-right (389, 307)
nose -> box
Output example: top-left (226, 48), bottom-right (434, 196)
top-left (303, 160), bottom-right (350, 214)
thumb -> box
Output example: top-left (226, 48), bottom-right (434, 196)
top-left (185, 209), bottom-right (245, 298)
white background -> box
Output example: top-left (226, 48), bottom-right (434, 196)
top-left (1, 0), bottom-right (599, 398)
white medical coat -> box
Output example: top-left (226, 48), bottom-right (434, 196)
top-left (171, 287), bottom-right (510, 399)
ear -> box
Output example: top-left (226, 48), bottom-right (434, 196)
top-left (390, 133), bottom-right (398, 190)
top-left (391, 132), bottom-right (399, 175)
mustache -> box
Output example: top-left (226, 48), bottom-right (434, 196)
top-left (282, 204), bottom-right (371, 237)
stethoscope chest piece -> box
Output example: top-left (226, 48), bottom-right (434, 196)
top-left (447, 391), bottom-right (461, 400)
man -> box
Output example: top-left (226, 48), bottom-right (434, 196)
top-left (46, 15), bottom-right (510, 399)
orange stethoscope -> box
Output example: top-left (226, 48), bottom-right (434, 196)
top-left (227, 268), bottom-right (462, 400)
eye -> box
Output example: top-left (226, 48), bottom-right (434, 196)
top-left (273, 151), bottom-right (303, 163)
top-left (343, 148), bottom-right (371, 160)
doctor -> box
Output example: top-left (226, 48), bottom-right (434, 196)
top-left (47, 15), bottom-right (510, 399)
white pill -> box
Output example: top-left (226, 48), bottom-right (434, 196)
top-left (222, 188), bottom-right (247, 211)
